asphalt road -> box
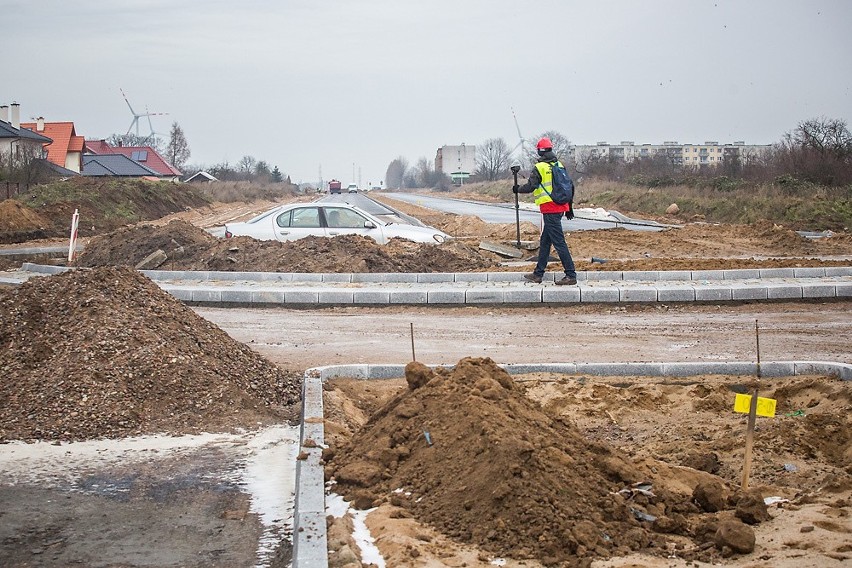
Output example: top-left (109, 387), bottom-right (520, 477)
top-left (379, 192), bottom-right (669, 231)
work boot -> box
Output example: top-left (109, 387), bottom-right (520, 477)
top-left (555, 276), bottom-right (577, 286)
top-left (523, 273), bottom-right (543, 283)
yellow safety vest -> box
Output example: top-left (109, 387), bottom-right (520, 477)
top-left (533, 160), bottom-right (565, 206)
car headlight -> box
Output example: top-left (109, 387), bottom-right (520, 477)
top-left (433, 234), bottom-right (446, 243)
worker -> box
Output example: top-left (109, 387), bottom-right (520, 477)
top-left (513, 137), bottom-right (577, 285)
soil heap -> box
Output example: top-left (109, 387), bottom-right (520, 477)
top-left (326, 357), bottom-right (700, 566)
top-left (75, 220), bottom-right (498, 273)
top-left (0, 199), bottom-right (52, 243)
top-left (0, 266), bottom-right (302, 442)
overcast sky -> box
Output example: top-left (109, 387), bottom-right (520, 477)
top-left (5, 0), bottom-right (850, 185)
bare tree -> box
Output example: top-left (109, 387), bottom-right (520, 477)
top-left (385, 156), bottom-right (409, 189)
top-left (238, 155), bottom-right (257, 177)
top-left (165, 122), bottom-right (190, 171)
top-left (775, 117), bottom-right (852, 186)
top-left (107, 132), bottom-right (165, 154)
top-left (475, 137), bottom-right (512, 181)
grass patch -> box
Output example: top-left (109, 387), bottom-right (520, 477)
top-left (444, 178), bottom-right (852, 231)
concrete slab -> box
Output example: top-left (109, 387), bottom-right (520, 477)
top-left (504, 288), bottom-right (543, 303)
top-left (731, 285), bottom-right (768, 300)
top-left (353, 290), bottom-right (391, 304)
top-left (691, 270), bottom-right (726, 281)
top-left (251, 290), bottom-right (287, 304)
top-left (657, 271), bottom-right (693, 281)
top-left (824, 267), bottom-right (852, 277)
top-left (191, 289), bottom-right (221, 303)
top-left (427, 289), bottom-right (466, 304)
top-left (802, 283), bottom-right (836, 298)
top-left (793, 267), bottom-right (825, 278)
top-left (623, 271), bottom-right (659, 281)
top-left (417, 273), bottom-right (455, 283)
top-left (585, 271), bottom-right (623, 281)
top-left (285, 290), bottom-right (320, 304)
top-left (321, 273), bottom-right (352, 283)
top-left (466, 289), bottom-right (506, 303)
top-left (580, 287), bottom-right (619, 303)
top-left (836, 282), bottom-right (852, 297)
top-left (765, 284), bottom-right (803, 300)
top-left (542, 286), bottom-right (581, 303)
top-left (759, 268), bottom-right (795, 278)
top-left (389, 289), bottom-right (428, 304)
top-left (619, 286), bottom-right (657, 302)
top-left (694, 286), bottom-right (733, 301)
top-left (220, 289), bottom-right (254, 303)
top-left (656, 285), bottom-right (695, 302)
top-left (351, 273), bottom-right (417, 283)
top-left (724, 269), bottom-right (761, 280)
top-left (318, 290), bottom-right (355, 304)
top-left (455, 273), bottom-right (489, 282)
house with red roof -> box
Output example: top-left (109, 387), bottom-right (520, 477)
top-left (84, 140), bottom-right (181, 181)
top-left (1, 103), bottom-right (53, 165)
top-left (20, 118), bottom-right (84, 173)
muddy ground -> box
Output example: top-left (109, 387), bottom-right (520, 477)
top-left (323, 362), bottom-right (852, 567)
top-left (1, 193), bottom-right (850, 567)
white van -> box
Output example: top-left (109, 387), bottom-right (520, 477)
top-left (346, 183), bottom-right (358, 193)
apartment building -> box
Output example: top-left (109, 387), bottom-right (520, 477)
top-left (568, 141), bottom-right (772, 168)
top-left (435, 143), bottom-right (476, 183)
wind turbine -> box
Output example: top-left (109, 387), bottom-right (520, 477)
top-left (510, 107), bottom-right (531, 164)
top-left (120, 88), bottom-right (168, 139)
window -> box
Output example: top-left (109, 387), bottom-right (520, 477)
top-left (131, 150), bottom-right (148, 162)
top-left (277, 207), bottom-right (321, 228)
top-left (325, 207), bottom-right (368, 228)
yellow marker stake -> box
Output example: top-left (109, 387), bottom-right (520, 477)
top-left (734, 393), bottom-right (777, 417)
top-left (740, 319), bottom-right (772, 491)
top-left (741, 386), bottom-right (759, 491)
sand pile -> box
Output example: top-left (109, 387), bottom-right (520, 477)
top-left (326, 357), bottom-right (708, 565)
top-left (0, 266), bottom-right (301, 442)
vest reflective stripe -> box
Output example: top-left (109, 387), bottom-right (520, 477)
top-left (533, 160), bottom-right (564, 206)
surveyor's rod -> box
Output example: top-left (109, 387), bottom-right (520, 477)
top-left (511, 165), bottom-right (521, 248)
top-left (410, 322), bottom-right (416, 362)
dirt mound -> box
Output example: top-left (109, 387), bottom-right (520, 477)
top-left (76, 219), bottom-right (218, 268)
top-left (327, 357), bottom-right (700, 566)
top-left (0, 266), bottom-right (301, 442)
top-left (0, 199), bottom-right (53, 243)
top-left (8, 177), bottom-right (210, 243)
top-left (76, 222), bottom-right (498, 273)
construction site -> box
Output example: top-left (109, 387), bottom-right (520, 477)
top-left (0, 185), bottom-right (850, 568)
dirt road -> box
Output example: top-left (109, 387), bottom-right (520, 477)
top-left (196, 301), bottom-right (852, 370)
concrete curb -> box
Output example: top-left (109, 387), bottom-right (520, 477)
top-left (292, 360), bottom-right (852, 567)
top-left (5, 263), bottom-right (851, 306)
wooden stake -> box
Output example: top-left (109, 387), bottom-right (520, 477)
top-left (742, 320), bottom-right (761, 490)
top-left (410, 322), bottom-right (416, 362)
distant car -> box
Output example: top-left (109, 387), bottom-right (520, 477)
top-left (224, 202), bottom-right (450, 244)
top-left (346, 183), bottom-right (358, 193)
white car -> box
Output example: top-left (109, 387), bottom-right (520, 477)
top-left (224, 202), bottom-right (450, 244)
top-left (346, 184), bottom-right (359, 193)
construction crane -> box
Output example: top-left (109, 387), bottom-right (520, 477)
top-left (120, 88), bottom-right (168, 139)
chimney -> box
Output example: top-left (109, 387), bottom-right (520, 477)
top-left (0, 105), bottom-right (7, 123)
top-left (11, 102), bottom-right (20, 129)
top-left (37, 116), bottom-right (45, 131)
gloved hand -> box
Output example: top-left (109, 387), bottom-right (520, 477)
top-left (512, 185), bottom-right (520, 193)
top-left (564, 205), bottom-right (574, 220)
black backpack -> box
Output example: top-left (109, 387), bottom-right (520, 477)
top-left (546, 161), bottom-right (574, 205)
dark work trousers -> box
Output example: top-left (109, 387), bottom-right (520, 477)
top-left (534, 212), bottom-right (577, 278)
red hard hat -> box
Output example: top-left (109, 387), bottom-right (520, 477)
top-left (536, 137), bottom-right (553, 151)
